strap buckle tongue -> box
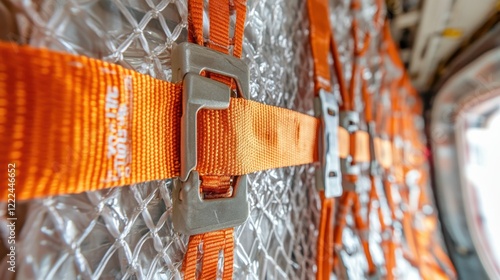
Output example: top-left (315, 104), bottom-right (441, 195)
top-left (314, 89), bottom-right (342, 198)
top-left (171, 42), bottom-right (250, 235)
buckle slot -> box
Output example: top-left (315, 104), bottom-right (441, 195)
top-left (314, 89), bottom-right (342, 198)
top-left (171, 42), bottom-right (250, 235)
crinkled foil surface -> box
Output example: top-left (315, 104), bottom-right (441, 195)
top-left (0, 0), bottom-right (443, 279)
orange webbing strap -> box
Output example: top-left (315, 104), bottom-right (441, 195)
top-left (308, 0), bottom-right (333, 92)
top-left (330, 31), bottom-right (349, 110)
top-left (0, 42), bottom-right (181, 199)
top-left (0, 41), bottom-right (320, 201)
top-left (367, 175), bottom-right (395, 278)
top-left (183, 0), bottom-right (246, 279)
top-left (307, 0), bottom-right (336, 278)
top-left (317, 192), bottom-right (335, 280)
top-left (332, 191), bottom-right (353, 269)
top-left (331, 0), bottom-right (378, 274)
top-left (332, 191), bottom-right (376, 274)
top-left (382, 20), bottom-right (404, 70)
top-left (183, 229), bottom-right (234, 279)
top-left (352, 192), bottom-right (376, 274)
top-left (359, 77), bottom-right (378, 275)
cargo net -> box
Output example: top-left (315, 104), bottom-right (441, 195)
top-left (0, 0), bottom-right (455, 279)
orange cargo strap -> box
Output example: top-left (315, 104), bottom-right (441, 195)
top-left (0, 41), bottom-right (351, 280)
top-left (331, 0), bottom-right (382, 276)
top-left (307, 0), bottom-right (375, 277)
top-left (0, 43), bottom-right (352, 278)
top-left (306, 0), bottom-right (337, 278)
top-left (0, 41), bottom-right (325, 201)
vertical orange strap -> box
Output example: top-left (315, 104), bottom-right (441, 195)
top-left (306, 0), bottom-right (336, 278)
top-left (332, 0), bottom-right (379, 274)
top-left (361, 78), bottom-right (373, 123)
top-left (184, 229), bottom-right (235, 279)
top-left (352, 194), bottom-right (376, 274)
top-left (188, 0), bottom-right (204, 44)
top-left (183, 1), bottom-right (247, 279)
top-left (307, 0), bottom-right (333, 92)
top-left (369, 175), bottom-right (397, 280)
top-left (382, 20), bottom-right (404, 70)
top-left (333, 191), bottom-right (354, 269)
top-left (208, 0), bottom-right (230, 53)
top-left (385, 231), bottom-right (397, 280)
top-left (347, 0), bottom-right (370, 110)
top-left (232, 1), bottom-right (246, 58)
top-left (317, 193), bottom-right (335, 280)
top-left (330, 32), bottom-right (349, 109)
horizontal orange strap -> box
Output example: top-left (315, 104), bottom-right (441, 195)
top-left (307, 0), bottom-right (333, 91)
top-left (374, 137), bottom-right (393, 169)
top-left (0, 42), bottom-right (351, 201)
top-left (352, 130), bottom-right (370, 163)
top-left (338, 127), bottom-right (349, 158)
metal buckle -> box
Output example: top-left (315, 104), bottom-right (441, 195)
top-left (367, 121), bottom-right (381, 177)
top-left (171, 42), bottom-right (250, 235)
top-left (339, 110), bottom-right (360, 191)
top-left (314, 89), bottom-right (342, 198)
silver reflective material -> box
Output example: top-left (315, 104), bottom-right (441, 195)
top-left (314, 89), bottom-right (342, 198)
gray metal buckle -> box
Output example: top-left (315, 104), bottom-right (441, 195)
top-left (171, 42), bottom-right (250, 235)
top-left (339, 110), bottom-right (360, 191)
top-left (367, 121), bottom-right (381, 177)
top-left (339, 111), bottom-right (361, 176)
top-left (314, 89), bottom-right (342, 198)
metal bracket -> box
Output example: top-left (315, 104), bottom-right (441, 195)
top-left (314, 89), bottom-right (342, 198)
top-left (367, 121), bottom-right (381, 177)
top-left (340, 110), bottom-right (360, 192)
top-left (339, 111), bottom-right (361, 176)
top-left (171, 42), bottom-right (250, 235)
